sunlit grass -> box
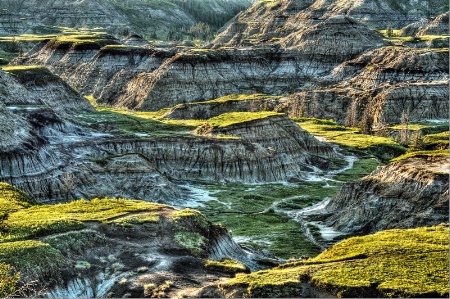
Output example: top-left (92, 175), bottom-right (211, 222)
top-left (2, 198), bottom-right (168, 242)
top-left (0, 183), bottom-right (38, 214)
top-left (390, 149), bottom-right (448, 162)
top-left (295, 118), bottom-right (405, 161)
top-left (208, 111), bottom-right (283, 128)
top-left (223, 224), bottom-right (449, 298)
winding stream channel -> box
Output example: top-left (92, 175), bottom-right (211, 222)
top-left (175, 142), bottom-right (360, 257)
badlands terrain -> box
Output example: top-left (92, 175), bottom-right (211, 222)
top-left (0, 0), bottom-right (448, 297)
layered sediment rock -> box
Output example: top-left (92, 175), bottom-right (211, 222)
top-left (99, 16), bottom-right (385, 111)
top-left (212, 0), bottom-right (447, 47)
top-left (400, 12), bottom-right (449, 36)
top-left (282, 46), bottom-right (449, 126)
top-left (163, 95), bottom-right (285, 120)
top-left (324, 156), bottom-right (449, 234)
top-left (0, 0), bottom-right (251, 37)
top-left (0, 68), bottom-right (335, 202)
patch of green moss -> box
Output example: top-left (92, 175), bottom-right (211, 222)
top-left (423, 131), bottom-right (449, 149)
top-left (333, 158), bottom-right (382, 181)
top-left (111, 213), bottom-right (160, 226)
top-left (0, 183), bottom-right (38, 214)
top-left (390, 149), bottom-right (448, 162)
top-left (171, 208), bottom-right (210, 231)
top-left (223, 225), bottom-right (449, 298)
top-left (295, 118), bottom-right (406, 161)
top-left (0, 240), bottom-right (67, 281)
top-left (204, 258), bottom-right (250, 274)
top-left (42, 230), bottom-right (107, 258)
top-left (1, 198), bottom-right (167, 242)
top-left (174, 232), bottom-right (208, 257)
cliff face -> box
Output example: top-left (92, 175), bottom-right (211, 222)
top-left (324, 156), bottom-right (449, 234)
top-left (212, 0), bottom-right (447, 47)
top-left (95, 16), bottom-right (385, 111)
top-left (0, 192), bottom-right (276, 298)
top-left (100, 47), bottom-right (320, 111)
top-left (400, 12), bottom-right (449, 36)
top-left (0, 68), bottom-right (336, 203)
top-left (0, 0), bottom-right (252, 37)
top-left (281, 47), bottom-right (449, 125)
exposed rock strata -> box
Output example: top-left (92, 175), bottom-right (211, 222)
top-left (101, 16), bottom-right (385, 111)
top-left (212, 0), bottom-right (447, 47)
top-left (281, 47), bottom-right (449, 126)
top-left (164, 96), bottom-right (286, 120)
top-left (324, 156), bottom-right (449, 234)
top-left (0, 68), bottom-right (336, 202)
top-left (0, 0), bottom-right (251, 37)
top-left (400, 12), bottom-right (449, 36)
top-left (8, 201), bottom-right (278, 298)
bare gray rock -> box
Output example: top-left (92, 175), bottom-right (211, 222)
top-left (324, 156), bottom-right (449, 234)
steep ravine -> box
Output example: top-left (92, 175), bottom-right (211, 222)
top-left (0, 67), bottom-right (339, 203)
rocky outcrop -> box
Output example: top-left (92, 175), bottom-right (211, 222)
top-left (281, 46), bottom-right (449, 126)
top-left (2, 111), bottom-right (335, 202)
top-left (1, 194), bottom-right (279, 298)
top-left (212, 0), bottom-right (447, 47)
top-left (1, 67), bottom-right (93, 114)
top-left (15, 12), bottom-right (387, 111)
top-left (0, 67), bottom-right (336, 202)
top-left (98, 47), bottom-right (314, 111)
top-left (100, 16), bottom-right (386, 111)
top-left (362, 81), bottom-right (449, 125)
top-left (417, 12), bottom-right (449, 36)
top-left (163, 95), bottom-right (285, 120)
top-left (0, 0), bottom-right (252, 37)
top-left (14, 40), bottom-right (177, 99)
top-left (280, 15), bottom-right (386, 61)
top-left (330, 47), bottom-right (449, 87)
top-left (400, 12), bottom-right (449, 36)
top-left (324, 156), bottom-right (449, 234)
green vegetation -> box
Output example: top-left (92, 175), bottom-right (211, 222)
top-left (390, 149), bottom-right (448, 162)
top-left (378, 28), bottom-right (449, 42)
top-left (1, 65), bottom-right (60, 86)
top-left (199, 93), bottom-right (281, 104)
top-left (174, 232), bottom-right (208, 257)
top-left (42, 230), bottom-right (107, 258)
top-left (171, 208), bottom-right (210, 231)
top-left (143, 280), bottom-right (174, 298)
top-left (76, 109), bottom-right (195, 138)
top-left (111, 213), bottom-right (160, 226)
top-left (196, 181), bottom-right (341, 258)
top-left (423, 131), bottom-right (449, 149)
top-left (0, 262), bottom-right (20, 298)
top-left (0, 240), bottom-right (67, 281)
top-left (333, 158), bottom-right (382, 181)
top-left (208, 111), bottom-right (283, 128)
top-left (0, 182), bottom-right (37, 214)
top-left (1, 198), bottom-right (167, 242)
top-left (79, 96), bottom-right (283, 138)
top-left (204, 258), bottom-right (250, 273)
top-left (295, 118), bottom-right (406, 161)
top-left (48, 33), bottom-right (118, 49)
top-left (222, 224), bottom-right (449, 298)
